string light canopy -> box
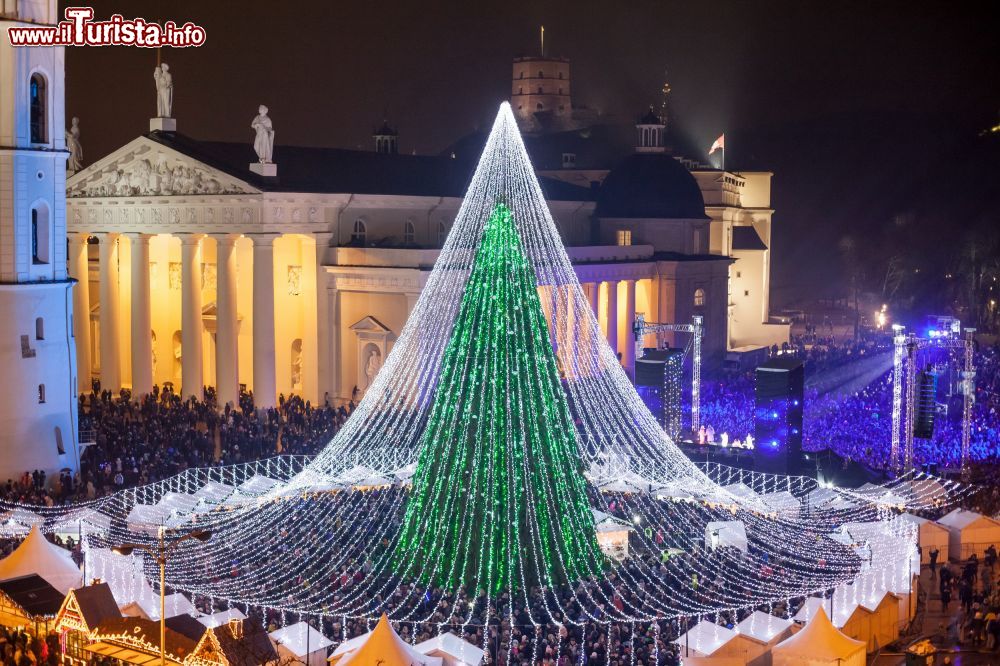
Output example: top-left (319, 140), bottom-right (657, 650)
top-left (0, 103), bottom-right (970, 658)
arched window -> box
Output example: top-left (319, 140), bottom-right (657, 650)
top-left (29, 74), bottom-right (47, 143)
top-left (437, 220), bottom-right (447, 247)
top-left (518, 87), bottom-right (523, 95)
top-left (537, 87), bottom-right (543, 94)
top-left (403, 219), bottom-right (415, 245)
top-left (519, 71), bottom-right (524, 79)
top-left (35, 317), bottom-right (44, 340)
top-left (351, 219), bottom-right (367, 245)
top-left (538, 70), bottom-right (544, 78)
top-left (558, 72), bottom-right (563, 80)
top-left (38, 384), bottom-right (45, 403)
top-left (694, 288), bottom-right (706, 307)
top-left (536, 103), bottom-right (544, 111)
top-left (31, 203), bottom-right (50, 264)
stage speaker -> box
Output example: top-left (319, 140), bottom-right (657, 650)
top-left (913, 369), bottom-right (938, 439)
top-left (754, 357), bottom-right (805, 475)
top-left (635, 348), bottom-right (685, 440)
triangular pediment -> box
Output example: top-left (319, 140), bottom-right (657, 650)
top-left (349, 315), bottom-right (392, 333)
top-left (67, 136), bottom-right (258, 198)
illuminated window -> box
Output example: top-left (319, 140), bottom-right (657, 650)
top-left (694, 288), bottom-right (706, 307)
top-left (403, 219), bottom-right (415, 245)
top-left (351, 219), bottom-right (366, 245)
top-left (29, 73), bottom-right (46, 143)
top-left (616, 229), bottom-right (632, 246)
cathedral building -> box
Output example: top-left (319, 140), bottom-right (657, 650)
top-left (64, 52), bottom-right (788, 416)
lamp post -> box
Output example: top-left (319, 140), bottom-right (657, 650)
top-left (113, 527), bottom-right (212, 666)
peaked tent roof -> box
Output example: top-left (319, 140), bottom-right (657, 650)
top-left (937, 508), bottom-right (1000, 530)
top-left (735, 610), bottom-right (794, 644)
top-left (0, 525), bottom-right (82, 594)
top-left (331, 614), bottom-right (442, 666)
top-left (413, 632), bottom-right (485, 666)
top-left (773, 607), bottom-right (865, 662)
top-left (672, 619), bottom-right (738, 656)
top-left (270, 621), bottom-right (334, 657)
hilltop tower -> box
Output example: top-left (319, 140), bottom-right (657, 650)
top-left (511, 29), bottom-right (572, 131)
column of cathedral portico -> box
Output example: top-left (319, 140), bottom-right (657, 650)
top-left (97, 233), bottom-right (121, 391)
top-left (126, 233), bottom-right (153, 397)
top-left (213, 234), bottom-right (240, 408)
top-left (587, 282), bottom-right (599, 317)
top-left (623, 279), bottom-right (636, 375)
top-left (250, 234), bottom-right (278, 408)
top-left (180, 234), bottom-right (205, 400)
top-left (605, 280), bottom-right (619, 362)
top-left (69, 234), bottom-right (92, 393)
top-left (314, 232), bottom-right (334, 403)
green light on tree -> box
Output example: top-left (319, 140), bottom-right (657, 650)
top-left (395, 202), bottom-right (605, 593)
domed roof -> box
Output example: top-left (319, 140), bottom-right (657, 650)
top-left (596, 153), bottom-right (708, 219)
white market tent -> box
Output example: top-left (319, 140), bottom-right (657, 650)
top-left (156, 491), bottom-right (201, 514)
top-left (0, 525), bottom-right (82, 595)
top-left (0, 508), bottom-right (44, 537)
top-left (705, 521), bottom-right (748, 553)
top-left (125, 503), bottom-right (171, 535)
top-left (329, 614), bottom-right (442, 665)
top-left (893, 513), bottom-right (949, 564)
top-left (854, 587), bottom-right (900, 651)
top-left (936, 508), bottom-right (1000, 561)
top-left (735, 610), bottom-right (795, 645)
top-left (721, 483), bottom-right (758, 502)
top-left (414, 632), bottom-right (485, 666)
top-left (49, 507), bottom-right (112, 539)
top-left (772, 607), bottom-right (865, 666)
top-left (794, 597), bottom-right (872, 651)
top-left (238, 474), bottom-right (284, 495)
top-left (199, 607), bottom-right (246, 627)
top-left (673, 620), bottom-right (761, 662)
top-left (758, 491), bottom-right (800, 516)
top-left (130, 591), bottom-right (199, 620)
top-left (271, 621), bottom-right (334, 666)
top-left (897, 478), bottom-right (948, 506)
top-left (805, 487), bottom-right (857, 511)
top-left (192, 480), bottom-right (237, 504)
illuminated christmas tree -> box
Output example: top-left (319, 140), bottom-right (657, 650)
top-left (395, 202), bottom-right (604, 592)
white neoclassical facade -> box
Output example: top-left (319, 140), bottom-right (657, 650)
top-left (64, 56), bottom-right (787, 410)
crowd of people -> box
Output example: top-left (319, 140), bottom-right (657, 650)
top-left (693, 335), bottom-right (1000, 471)
top-left (0, 384), bottom-right (355, 508)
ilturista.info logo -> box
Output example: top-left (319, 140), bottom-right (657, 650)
top-left (7, 7), bottom-right (206, 47)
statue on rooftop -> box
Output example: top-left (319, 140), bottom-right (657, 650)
top-left (251, 105), bottom-right (275, 164)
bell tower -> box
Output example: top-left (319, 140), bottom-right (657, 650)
top-left (0, 0), bottom-right (81, 480)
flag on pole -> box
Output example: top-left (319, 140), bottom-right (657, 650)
top-left (709, 134), bottom-right (725, 155)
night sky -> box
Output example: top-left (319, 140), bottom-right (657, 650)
top-left (64, 0), bottom-right (999, 304)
